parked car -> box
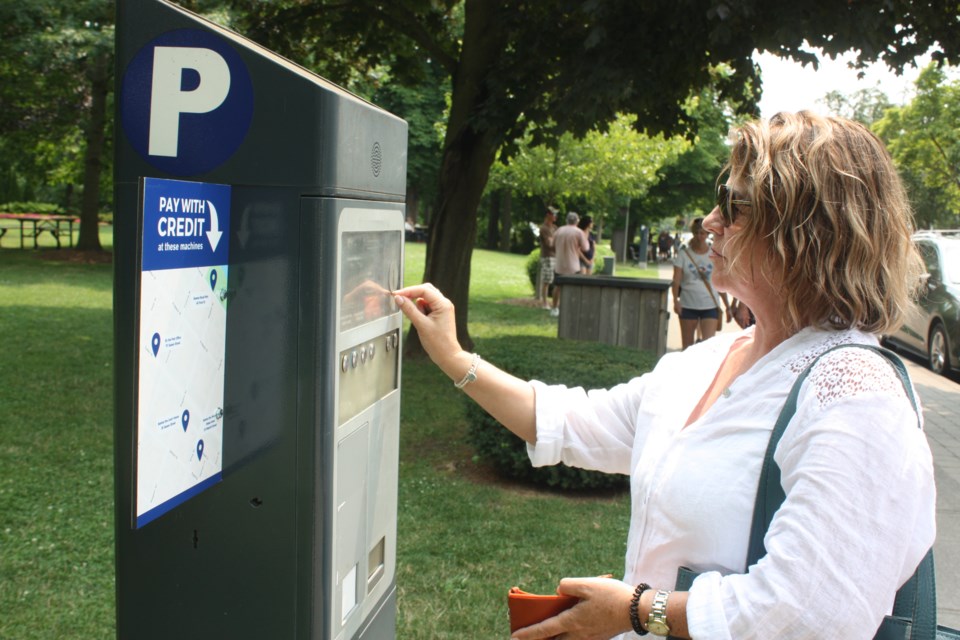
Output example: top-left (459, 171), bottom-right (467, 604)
top-left (885, 230), bottom-right (960, 376)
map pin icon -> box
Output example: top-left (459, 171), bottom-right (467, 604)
top-left (181, 409), bottom-right (190, 432)
top-left (196, 439), bottom-right (204, 460)
top-left (152, 333), bottom-right (161, 357)
top-left (209, 269), bottom-right (218, 291)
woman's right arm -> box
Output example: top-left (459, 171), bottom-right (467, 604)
top-left (393, 283), bottom-right (538, 444)
top-left (672, 266), bottom-right (683, 314)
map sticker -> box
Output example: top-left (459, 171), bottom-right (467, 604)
top-left (136, 177), bottom-right (230, 528)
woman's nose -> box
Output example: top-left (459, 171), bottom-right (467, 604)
top-left (703, 206), bottom-right (723, 233)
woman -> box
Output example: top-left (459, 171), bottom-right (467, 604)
top-left (393, 112), bottom-right (935, 639)
top-left (673, 218), bottom-right (728, 349)
top-left (578, 215), bottom-right (597, 274)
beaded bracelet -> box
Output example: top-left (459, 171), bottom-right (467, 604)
top-left (454, 353), bottom-right (481, 389)
top-left (629, 582), bottom-right (651, 636)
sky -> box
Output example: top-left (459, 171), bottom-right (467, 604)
top-left (754, 48), bottom-right (933, 117)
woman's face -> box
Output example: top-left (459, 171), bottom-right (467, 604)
top-left (703, 180), bottom-right (759, 301)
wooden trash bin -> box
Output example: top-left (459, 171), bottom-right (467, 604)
top-left (554, 274), bottom-right (670, 358)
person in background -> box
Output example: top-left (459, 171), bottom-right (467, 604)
top-left (728, 297), bottom-right (755, 328)
top-left (393, 111), bottom-right (934, 640)
top-left (551, 211), bottom-right (589, 317)
top-left (657, 229), bottom-right (674, 262)
top-left (578, 215), bottom-right (596, 274)
top-left (537, 207), bottom-right (558, 308)
top-left (672, 217), bottom-right (729, 349)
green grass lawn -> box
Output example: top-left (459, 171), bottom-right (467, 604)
top-left (0, 239), bottom-right (659, 639)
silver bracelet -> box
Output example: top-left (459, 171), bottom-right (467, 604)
top-left (454, 353), bottom-right (481, 389)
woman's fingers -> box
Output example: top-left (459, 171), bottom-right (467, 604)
top-left (510, 609), bottom-right (574, 640)
top-left (394, 284), bottom-right (436, 316)
top-left (394, 283), bottom-right (450, 318)
top-left (393, 283), bottom-right (463, 367)
top-left (394, 282), bottom-right (444, 304)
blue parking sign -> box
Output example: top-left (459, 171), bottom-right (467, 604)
top-left (120, 28), bottom-right (254, 176)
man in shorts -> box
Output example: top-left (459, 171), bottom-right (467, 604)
top-left (551, 211), bottom-right (589, 317)
top-left (538, 207), bottom-right (557, 307)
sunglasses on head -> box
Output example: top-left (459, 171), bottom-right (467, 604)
top-left (716, 184), bottom-right (751, 226)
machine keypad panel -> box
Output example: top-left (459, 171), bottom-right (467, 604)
top-left (338, 329), bottom-right (399, 425)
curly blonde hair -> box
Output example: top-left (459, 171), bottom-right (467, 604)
top-left (720, 111), bottom-right (923, 335)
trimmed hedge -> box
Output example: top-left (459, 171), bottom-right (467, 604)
top-left (466, 335), bottom-right (658, 490)
top-left (0, 201), bottom-right (63, 214)
top-left (526, 248), bottom-right (541, 291)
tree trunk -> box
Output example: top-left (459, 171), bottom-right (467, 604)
top-left (64, 183), bottom-right (74, 213)
top-left (499, 189), bottom-right (512, 252)
top-left (405, 126), bottom-right (497, 355)
top-left (486, 189), bottom-right (501, 249)
top-left (76, 51), bottom-right (109, 252)
top-left (404, 0), bottom-right (506, 356)
top-left (406, 185), bottom-right (420, 225)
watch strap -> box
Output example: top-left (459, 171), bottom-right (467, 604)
top-left (646, 589), bottom-right (671, 636)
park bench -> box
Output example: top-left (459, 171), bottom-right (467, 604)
top-left (0, 219), bottom-right (18, 244)
top-left (0, 213), bottom-right (78, 249)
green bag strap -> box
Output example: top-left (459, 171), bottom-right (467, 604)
top-left (746, 343), bottom-right (934, 640)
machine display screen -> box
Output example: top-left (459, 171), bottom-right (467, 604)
top-left (340, 231), bottom-right (402, 332)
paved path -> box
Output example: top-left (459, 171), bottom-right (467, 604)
top-left (657, 263), bottom-right (960, 626)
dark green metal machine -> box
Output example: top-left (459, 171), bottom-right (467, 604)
top-left (113, 2), bottom-right (407, 637)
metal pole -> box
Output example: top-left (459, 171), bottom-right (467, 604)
top-left (622, 196), bottom-right (631, 263)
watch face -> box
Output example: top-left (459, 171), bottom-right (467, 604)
top-left (647, 620), bottom-right (670, 636)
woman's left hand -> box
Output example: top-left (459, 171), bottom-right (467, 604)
top-left (511, 577), bottom-right (634, 640)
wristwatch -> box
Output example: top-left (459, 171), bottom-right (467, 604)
top-left (646, 589), bottom-right (671, 636)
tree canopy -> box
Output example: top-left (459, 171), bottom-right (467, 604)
top-left (874, 64), bottom-right (960, 227)
top-left (4, 1), bottom-right (960, 336)
top-left (489, 114), bottom-right (689, 220)
top-left (230, 0), bottom-right (960, 350)
top-left (0, 0), bottom-right (113, 250)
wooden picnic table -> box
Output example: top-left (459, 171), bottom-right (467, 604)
top-left (0, 213), bottom-right (80, 249)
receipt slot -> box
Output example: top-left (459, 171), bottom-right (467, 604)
top-left (113, 1), bottom-right (407, 638)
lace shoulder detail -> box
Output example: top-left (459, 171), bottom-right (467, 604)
top-left (785, 333), bottom-right (909, 410)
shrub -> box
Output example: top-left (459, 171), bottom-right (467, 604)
top-left (0, 201), bottom-right (63, 214)
top-left (525, 248), bottom-right (541, 291)
top-left (466, 335), bottom-right (657, 491)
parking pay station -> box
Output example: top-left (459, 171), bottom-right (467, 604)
top-left (113, 1), bottom-right (407, 638)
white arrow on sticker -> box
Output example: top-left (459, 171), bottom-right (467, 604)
top-left (206, 200), bottom-right (223, 252)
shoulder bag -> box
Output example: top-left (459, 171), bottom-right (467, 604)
top-left (673, 344), bottom-right (959, 640)
top-left (680, 245), bottom-right (723, 333)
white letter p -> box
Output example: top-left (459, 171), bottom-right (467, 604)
top-left (149, 46), bottom-right (231, 158)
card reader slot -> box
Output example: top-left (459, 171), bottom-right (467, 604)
top-left (367, 537), bottom-right (385, 592)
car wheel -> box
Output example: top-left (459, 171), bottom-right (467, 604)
top-left (928, 323), bottom-right (950, 375)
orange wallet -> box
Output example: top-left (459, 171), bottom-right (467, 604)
top-left (507, 586), bottom-right (579, 632)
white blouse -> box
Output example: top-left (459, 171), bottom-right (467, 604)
top-left (528, 327), bottom-right (936, 639)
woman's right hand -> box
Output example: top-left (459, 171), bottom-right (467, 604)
top-left (395, 283), bottom-right (539, 444)
top-left (732, 303), bottom-right (752, 328)
top-left (393, 283), bottom-right (464, 369)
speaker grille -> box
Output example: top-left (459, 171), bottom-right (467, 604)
top-left (371, 142), bottom-right (382, 178)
